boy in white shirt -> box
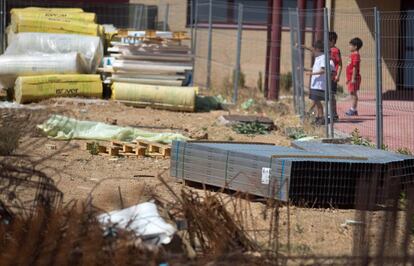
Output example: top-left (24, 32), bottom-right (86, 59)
top-left (305, 40), bottom-right (336, 125)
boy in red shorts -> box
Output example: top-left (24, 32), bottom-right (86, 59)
top-left (345, 37), bottom-right (363, 116)
top-left (329, 32), bottom-right (342, 121)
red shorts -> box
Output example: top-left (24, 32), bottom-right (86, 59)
top-left (347, 78), bottom-right (361, 93)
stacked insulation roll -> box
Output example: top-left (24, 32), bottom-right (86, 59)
top-left (0, 53), bottom-right (87, 88)
top-left (111, 82), bottom-right (197, 112)
top-left (10, 8), bottom-right (103, 36)
top-left (14, 74), bottom-right (102, 104)
top-left (5, 32), bottom-right (103, 73)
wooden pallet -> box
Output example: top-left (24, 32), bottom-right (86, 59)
top-left (85, 141), bottom-right (171, 158)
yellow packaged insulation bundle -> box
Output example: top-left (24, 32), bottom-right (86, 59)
top-left (14, 74), bottom-right (102, 104)
top-left (11, 10), bottom-right (97, 23)
top-left (10, 7), bottom-right (103, 36)
top-left (11, 8), bottom-right (85, 13)
top-left (111, 82), bottom-right (197, 112)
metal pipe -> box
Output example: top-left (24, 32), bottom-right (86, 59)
top-left (268, 0), bottom-right (283, 100)
top-left (323, 7), bottom-right (333, 138)
top-left (375, 7), bottom-right (383, 149)
top-left (0, 0), bottom-right (3, 53)
top-left (232, 3), bottom-right (243, 104)
top-left (163, 3), bottom-right (170, 31)
top-left (206, 0), bottom-right (213, 89)
top-left (264, 0), bottom-right (273, 97)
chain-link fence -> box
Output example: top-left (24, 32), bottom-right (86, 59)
top-left (290, 7), bottom-right (414, 153)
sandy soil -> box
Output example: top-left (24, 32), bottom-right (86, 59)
top-left (1, 97), bottom-right (411, 258)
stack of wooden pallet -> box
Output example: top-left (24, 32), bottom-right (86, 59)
top-left (85, 139), bottom-right (171, 159)
top-left (101, 30), bottom-right (192, 86)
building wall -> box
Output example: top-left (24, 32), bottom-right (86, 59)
top-left (332, 0), bottom-right (401, 92)
top-left (129, 0), bottom-right (402, 92)
top-left (129, 0), bottom-right (187, 31)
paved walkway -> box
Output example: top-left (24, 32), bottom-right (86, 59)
top-left (335, 97), bottom-right (414, 152)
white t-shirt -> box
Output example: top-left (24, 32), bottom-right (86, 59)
top-left (310, 54), bottom-right (335, 91)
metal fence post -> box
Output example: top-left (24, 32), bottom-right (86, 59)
top-left (191, 0), bottom-right (198, 86)
top-left (206, 0), bottom-right (213, 89)
top-left (232, 4), bottom-right (243, 103)
top-left (289, 9), bottom-right (298, 115)
top-left (296, 8), bottom-right (305, 119)
top-left (323, 7), bottom-right (333, 138)
top-left (0, 0), bottom-right (4, 53)
top-left (163, 3), bottom-right (169, 31)
top-left (374, 7), bottom-right (383, 149)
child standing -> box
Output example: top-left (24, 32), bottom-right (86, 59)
top-left (304, 40), bottom-right (336, 125)
top-left (329, 32), bottom-right (342, 121)
top-left (345, 37), bottom-right (363, 116)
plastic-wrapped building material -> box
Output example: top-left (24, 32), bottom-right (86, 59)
top-left (11, 8), bottom-right (84, 14)
top-left (14, 74), bottom-right (103, 104)
top-left (11, 16), bottom-right (103, 36)
top-left (6, 33), bottom-right (103, 72)
top-left (37, 115), bottom-right (189, 144)
top-left (111, 82), bottom-right (197, 112)
top-left (0, 53), bottom-right (87, 88)
top-left (11, 10), bottom-right (96, 23)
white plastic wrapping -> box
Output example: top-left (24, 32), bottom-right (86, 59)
top-left (0, 53), bottom-right (87, 88)
top-left (6, 32), bottom-right (103, 72)
top-left (98, 202), bottom-right (176, 245)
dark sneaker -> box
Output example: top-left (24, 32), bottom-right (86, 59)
top-left (313, 117), bottom-right (325, 126)
top-left (345, 109), bottom-right (358, 116)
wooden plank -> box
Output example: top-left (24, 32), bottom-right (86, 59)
top-left (113, 54), bottom-right (193, 62)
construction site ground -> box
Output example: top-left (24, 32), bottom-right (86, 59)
top-left (2, 97), bottom-right (410, 258)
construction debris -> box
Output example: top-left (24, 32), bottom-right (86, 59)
top-left (98, 202), bottom-right (176, 246)
top-left (38, 115), bottom-right (188, 144)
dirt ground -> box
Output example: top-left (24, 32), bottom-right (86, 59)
top-left (1, 97), bottom-right (411, 258)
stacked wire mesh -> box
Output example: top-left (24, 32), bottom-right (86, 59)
top-left (171, 141), bottom-right (414, 207)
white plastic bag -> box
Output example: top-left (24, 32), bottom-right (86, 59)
top-left (98, 202), bottom-right (176, 245)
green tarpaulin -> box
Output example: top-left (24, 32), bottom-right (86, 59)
top-left (37, 115), bottom-right (189, 144)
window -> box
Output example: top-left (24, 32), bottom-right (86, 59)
top-left (187, 0), bottom-right (315, 28)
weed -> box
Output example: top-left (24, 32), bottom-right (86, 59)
top-left (227, 136), bottom-right (234, 141)
top-left (295, 223), bottom-right (305, 234)
top-left (280, 72), bottom-right (293, 92)
top-left (397, 147), bottom-right (412, 155)
top-left (202, 127), bottom-right (208, 131)
top-left (89, 142), bottom-right (100, 155)
top-left (257, 71), bottom-right (263, 92)
top-left (0, 126), bottom-right (20, 155)
top-left (350, 128), bottom-right (375, 148)
top-left (232, 122), bottom-right (269, 135)
top-left (233, 69), bottom-right (246, 89)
